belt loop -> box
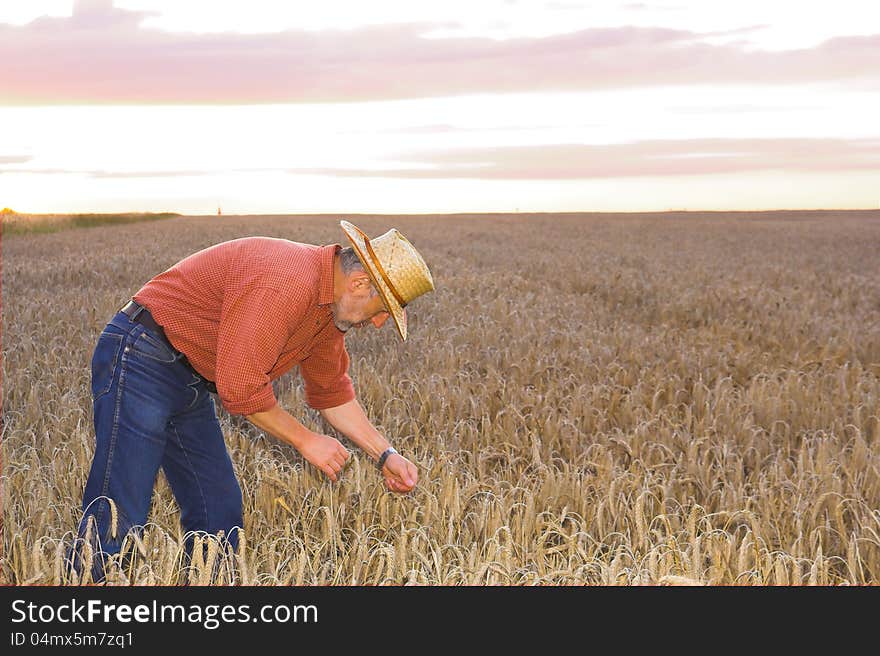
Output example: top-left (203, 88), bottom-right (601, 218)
top-left (129, 300), bottom-right (144, 322)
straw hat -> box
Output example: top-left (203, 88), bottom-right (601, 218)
top-left (339, 220), bottom-right (434, 341)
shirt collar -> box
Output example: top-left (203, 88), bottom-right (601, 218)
top-left (318, 244), bottom-right (341, 306)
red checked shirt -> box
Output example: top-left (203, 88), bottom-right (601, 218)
top-left (133, 238), bottom-right (355, 416)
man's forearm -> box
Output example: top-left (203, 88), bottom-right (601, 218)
top-left (319, 399), bottom-right (390, 462)
top-left (245, 403), bottom-right (312, 449)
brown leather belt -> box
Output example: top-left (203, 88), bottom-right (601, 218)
top-left (120, 300), bottom-right (217, 393)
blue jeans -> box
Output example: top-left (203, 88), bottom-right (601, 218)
top-left (72, 310), bottom-right (242, 581)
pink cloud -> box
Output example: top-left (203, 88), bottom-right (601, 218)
top-left (0, 1), bottom-right (878, 104)
top-left (0, 155), bottom-right (32, 163)
top-left (0, 167), bottom-right (277, 178)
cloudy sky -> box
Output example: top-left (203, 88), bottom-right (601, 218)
top-left (1, 0), bottom-right (879, 214)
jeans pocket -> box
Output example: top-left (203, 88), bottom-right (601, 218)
top-left (130, 329), bottom-right (177, 363)
top-left (91, 332), bottom-right (124, 401)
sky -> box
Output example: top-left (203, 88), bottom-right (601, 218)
top-left (1, 0), bottom-right (879, 214)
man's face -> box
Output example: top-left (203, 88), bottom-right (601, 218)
top-left (332, 273), bottom-right (391, 333)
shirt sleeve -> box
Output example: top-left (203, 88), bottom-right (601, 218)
top-left (299, 330), bottom-right (356, 410)
top-left (215, 286), bottom-right (303, 416)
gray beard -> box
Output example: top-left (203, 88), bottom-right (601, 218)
top-left (334, 317), bottom-right (370, 332)
top-left (331, 303), bottom-right (353, 332)
top-left (332, 294), bottom-right (374, 333)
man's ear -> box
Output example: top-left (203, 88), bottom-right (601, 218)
top-left (349, 271), bottom-right (372, 293)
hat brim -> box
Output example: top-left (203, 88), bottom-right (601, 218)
top-left (340, 220), bottom-right (408, 341)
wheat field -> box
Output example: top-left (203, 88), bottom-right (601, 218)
top-left (2, 211), bottom-right (879, 585)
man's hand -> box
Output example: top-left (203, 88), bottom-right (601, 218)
top-left (245, 404), bottom-right (351, 482)
top-left (317, 400), bottom-right (419, 492)
top-left (382, 453), bottom-right (418, 493)
top-left (298, 430), bottom-right (350, 482)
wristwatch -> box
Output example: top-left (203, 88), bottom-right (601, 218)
top-left (376, 447), bottom-right (398, 470)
